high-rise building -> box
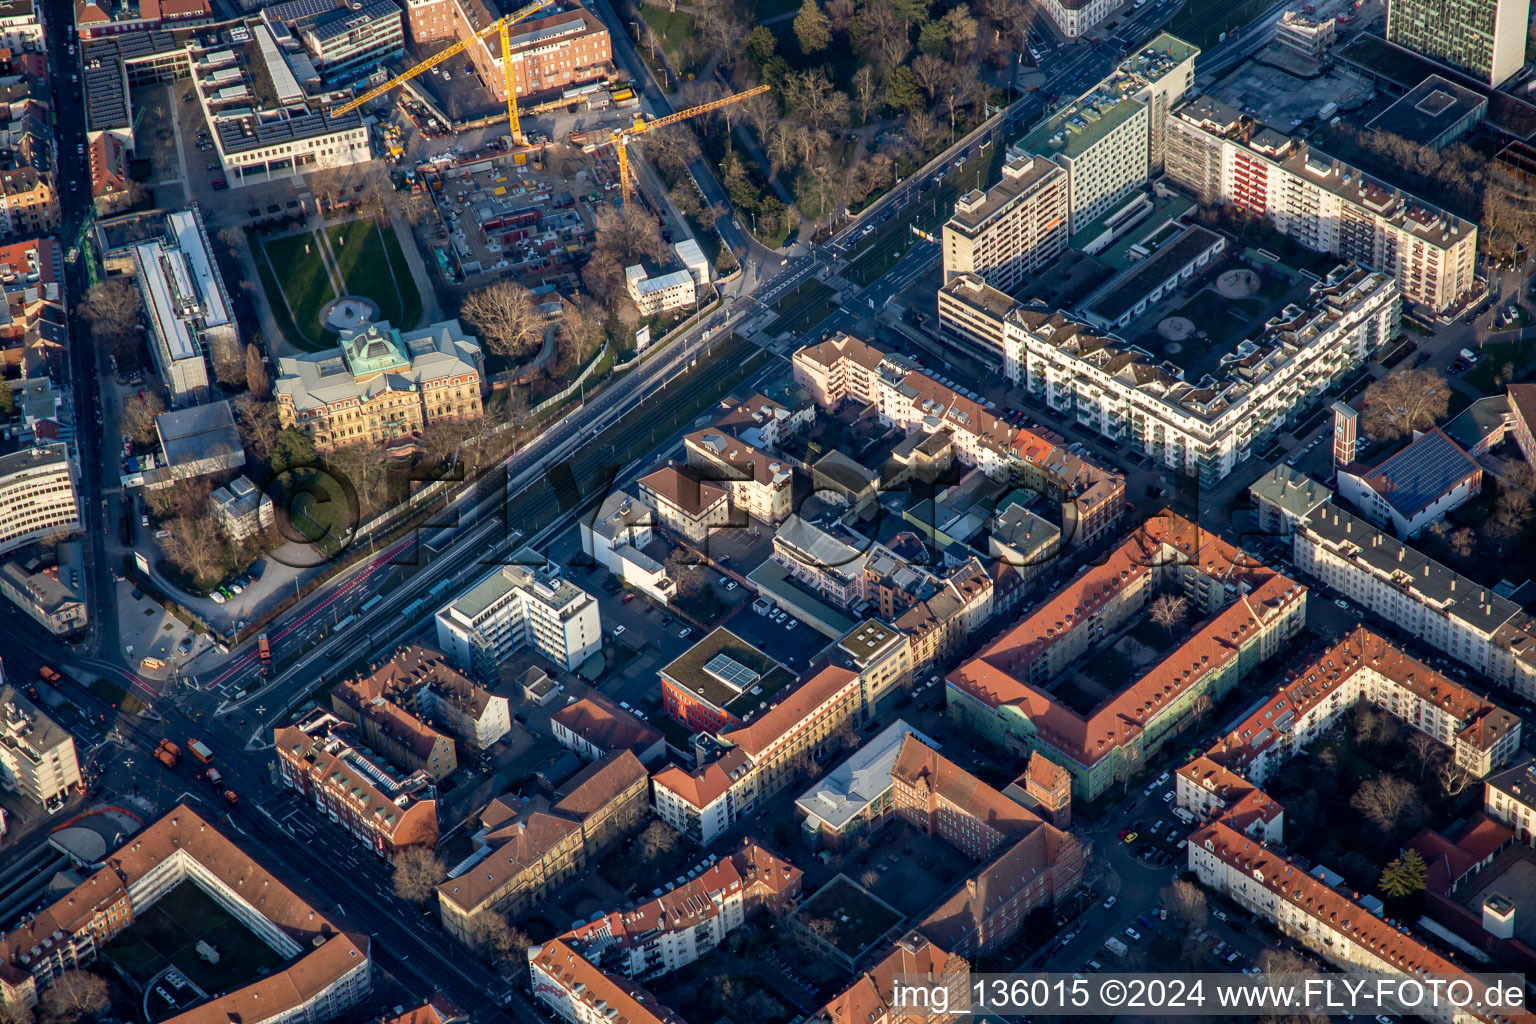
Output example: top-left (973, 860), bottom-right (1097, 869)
top-left (0, 677), bottom-right (81, 808)
top-left (1386, 0), bottom-right (1530, 87)
top-left (941, 156), bottom-right (1068, 290)
top-left (0, 443), bottom-right (80, 557)
top-left (435, 550), bottom-right (602, 674)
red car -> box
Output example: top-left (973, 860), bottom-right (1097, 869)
top-left (211, 178), bottom-right (228, 190)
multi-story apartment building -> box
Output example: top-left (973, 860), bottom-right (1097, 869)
top-left (436, 551), bottom-right (601, 674)
top-left (0, 443), bottom-right (79, 558)
top-left (1386, 0), bottom-right (1529, 87)
top-left (941, 156), bottom-right (1068, 290)
top-left (1011, 34), bottom-right (1197, 232)
top-left (637, 465), bottom-right (728, 542)
top-left (659, 627), bottom-right (800, 734)
top-left (261, 0), bottom-right (405, 85)
top-left (1163, 99), bottom-right (1477, 312)
top-left (793, 333), bottom-right (1125, 542)
top-left (1206, 626), bottom-right (1521, 788)
top-left (651, 747), bottom-right (754, 845)
top-left (528, 939), bottom-right (690, 1024)
top-left (275, 321), bottom-right (484, 450)
top-left (0, 547), bottom-right (88, 637)
top-left (329, 651), bottom-right (472, 780)
top-left (0, 681), bottom-right (80, 808)
top-left (275, 710), bottom-right (439, 859)
top-left (682, 428), bottom-right (793, 525)
top-left (0, 168), bottom-right (57, 238)
top-left (561, 843), bottom-right (801, 979)
top-left (130, 209), bottom-right (234, 405)
top-left (1017, 83), bottom-right (1149, 236)
top-left (578, 490), bottom-right (672, 604)
top-left (437, 751), bottom-right (647, 939)
top-left (1190, 820), bottom-right (1512, 1020)
top-left (1175, 756), bottom-right (1285, 842)
top-left (550, 695), bottom-right (665, 765)
top-left (949, 515), bottom-right (1308, 799)
top-left (937, 272), bottom-right (1021, 369)
top-left (0, 803), bottom-right (372, 1024)
top-left (1013, 265), bottom-right (1401, 484)
top-left (1038, 0), bottom-right (1112, 38)
top-left (1274, 10), bottom-right (1336, 59)
top-left (1484, 758), bottom-right (1536, 845)
top-left (0, 0), bottom-right (45, 50)
top-left (210, 475), bottom-right (275, 542)
top-left (404, 0), bottom-right (613, 104)
top-left (816, 935), bottom-right (969, 1024)
top-left (773, 515), bottom-right (872, 609)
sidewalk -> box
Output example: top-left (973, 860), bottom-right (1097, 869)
top-left (386, 204), bottom-right (445, 324)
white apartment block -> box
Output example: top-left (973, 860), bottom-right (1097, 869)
top-left (772, 516), bottom-right (870, 609)
top-left (1189, 820), bottom-right (1505, 1022)
top-left (0, 0), bottom-right (43, 51)
top-left (942, 156), bottom-right (1068, 290)
top-left (1011, 264), bottom-right (1400, 485)
top-left (210, 475), bottom-right (276, 542)
top-left (625, 265), bottom-right (696, 316)
top-left (1164, 99), bottom-right (1477, 313)
top-left (436, 551), bottom-right (602, 674)
top-left (0, 443), bottom-right (80, 558)
top-left (579, 490), bottom-right (672, 604)
top-left (651, 752), bottom-right (755, 846)
top-left (682, 430), bottom-right (794, 525)
top-left (1013, 35), bottom-right (1197, 231)
top-left (1484, 758), bottom-right (1536, 845)
top-left (0, 684), bottom-right (81, 807)
top-left (1274, 11), bottom-right (1336, 60)
top-left (637, 466), bottom-right (729, 543)
top-left (1295, 502), bottom-right (1536, 700)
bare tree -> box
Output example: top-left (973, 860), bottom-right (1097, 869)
top-left (460, 280), bottom-right (547, 360)
top-left (1360, 369), bottom-right (1450, 442)
top-left (39, 972), bottom-right (109, 1024)
top-left (784, 70), bottom-right (849, 132)
top-left (80, 278), bottom-right (143, 360)
top-left (852, 66), bottom-right (878, 125)
top-left (1495, 486), bottom-right (1533, 535)
top-left (855, 4), bottom-right (910, 72)
top-left (209, 333), bottom-right (245, 386)
top-left (329, 444), bottom-right (392, 514)
top-left (1256, 949), bottom-right (1327, 1024)
top-left (245, 343), bottom-right (269, 397)
top-left (637, 820), bottom-right (682, 863)
top-left (0, 998), bottom-right (30, 1024)
top-left (912, 53), bottom-right (952, 104)
top-left (465, 911), bottom-right (518, 960)
top-left (1148, 593), bottom-right (1189, 635)
top-left (557, 295), bottom-right (608, 369)
top-left (391, 846), bottom-right (446, 904)
top-left (1405, 731), bottom-right (1441, 780)
top-left (1350, 773), bottom-right (1422, 834)
top-left (859, 868), bottom-right (880, 887)
top-left (233, 394), bottom-right (280, 462)
top-left (163, 514), bottom-right (224, 585)
top-left (1448, 527), bottom-right (1476, 558)
top-left (1161, 880), bottom-right (1208, 937)
top-left (1438, 759), bottom-right (1475, 797)
top-left (122, 390), bottom-right (165, 446)
top-left (907, 107), bottom-right (942, 152)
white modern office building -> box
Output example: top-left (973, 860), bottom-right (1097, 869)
top-left (436, 549), bottom-right (602, 675)
top-left (130, 209), bottom-right (235, 406)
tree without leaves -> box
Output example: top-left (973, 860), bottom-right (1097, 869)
top-left (1360, 369), bottom-right (1450, 442)
top-left (209, 332), bottom-right (245, 386)
top-left (1148, 593), bottom-right (1188, 634)
top-left (637, 819), bottom-right (681, 863)
top-left (1160, 879), bottom-right (1208, 937)
top-left (911, 53), bottom-right (952, 103)
top-left (162, 514), bottom-right (225, 587)
top-left (859, 868), bottom-right (880, 887)
top-left (1350, 773), bottom-right (1423, 834)
top-left (465, 911), bottom-right (518, 960)
top-left (233, 394), bottom-right (280, 462)
top-left (825, 0), bottom-right (855, 33)
top-left (1448, 526), bottom-right (1476, 558)
top-left (855, 3), bottom-right (910, 72)
top-left (852, 66), bottom-right (877, 125)
top-left (793, 0), bottom-right (832, 54)
top-left (122, 390), bottom-right (165, 446)
top-left (1256, 949), bottom-right (1327, 1024)
top-left (1495, 486), bottom-right (1533, 534)
top-left (1379, 848), bottom-right (1428, 899)
top-left (460, 280), bottom-right (547, 360)
top-left (329, 444), bottom-right (393, 515)
top-left (1405, 730), bottom-right (1441, 780)
top-left (79, 279), bottom-right (143, 359)
top-left (40, 972), bottom-right (109, 1024)
top-left (907, 107), bottom-right (942, 152)
top-left (392, 845), bottom-right (446, 904)
top-left (0, 999), bottom-right (30, 1024)
top-left (556, 295), bottom-right (607, 372)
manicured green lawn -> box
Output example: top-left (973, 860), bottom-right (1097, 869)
top-left (260, 230), bottom-right (336, 343)
top-left (324, 219), bottom-right (422, 331)
top-left (640, 7), bottom-right (696, 70)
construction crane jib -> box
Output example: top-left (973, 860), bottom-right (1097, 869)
top-left (332, 0), bottom-right (554, 144)
top-left (615, 84), bottom-right (770, 205)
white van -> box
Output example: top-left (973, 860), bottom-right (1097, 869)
top-left (1171, 805), bottom-right (1195, 824)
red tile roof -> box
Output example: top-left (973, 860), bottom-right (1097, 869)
top-left (721, 664), bottom-right (860, 758)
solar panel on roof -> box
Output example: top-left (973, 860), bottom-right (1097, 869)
top-left (703, 653), bottom-right (761, 693)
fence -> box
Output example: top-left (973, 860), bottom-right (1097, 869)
top-left (527, 342), bottom-right (612, 416)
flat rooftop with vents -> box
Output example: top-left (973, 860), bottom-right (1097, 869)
top-left (659, 627), bottom-right (797, 721)
top-left (1367, 74), bottom-right (1486, 150)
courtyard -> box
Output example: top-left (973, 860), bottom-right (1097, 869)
top-left (101, 882), bottom-right (287, 1000)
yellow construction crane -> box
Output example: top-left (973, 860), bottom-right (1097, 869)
top-left (333, 0), bottom-right (552, 143)
top-left (615, 84), bottom-right (770, 205)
